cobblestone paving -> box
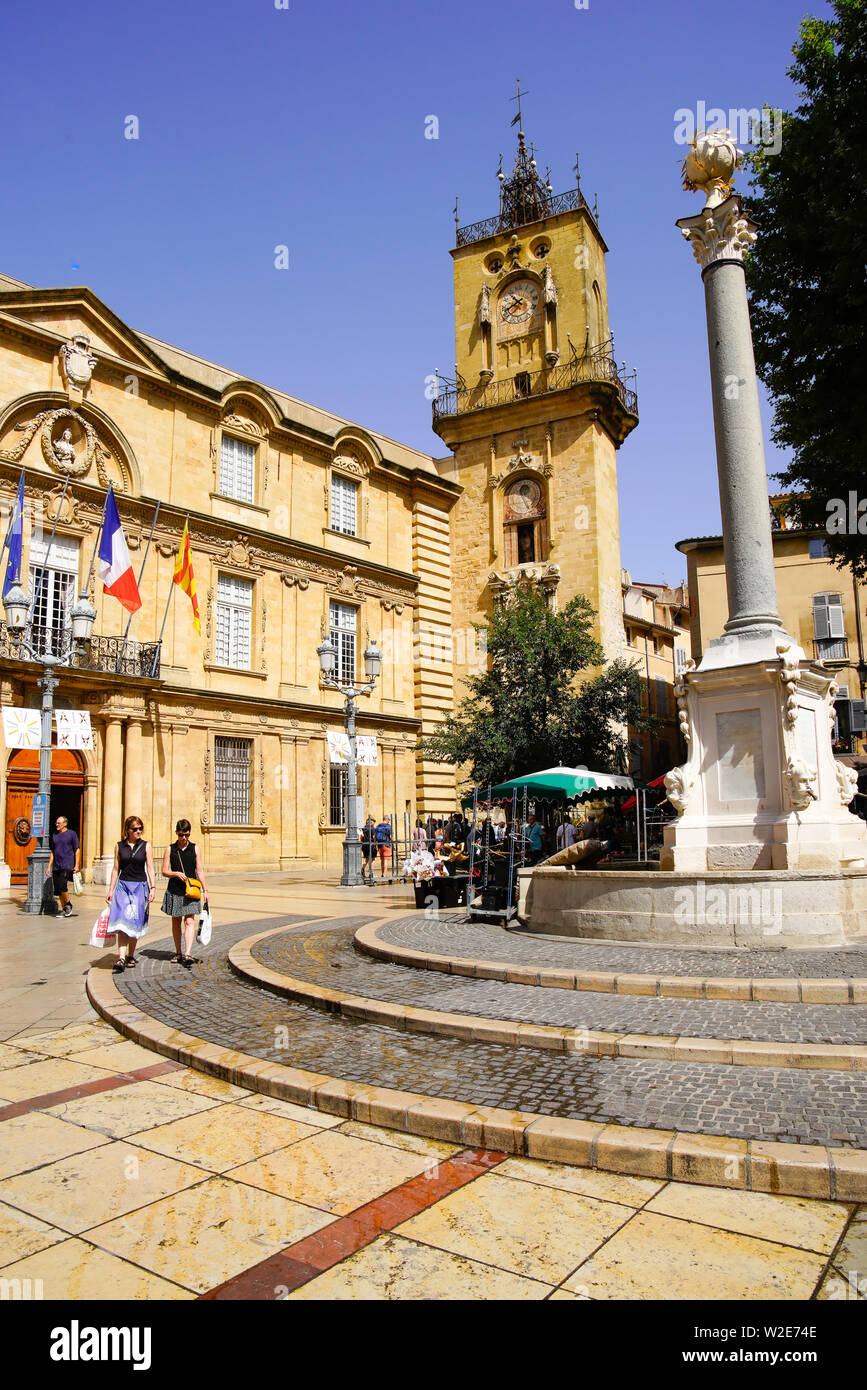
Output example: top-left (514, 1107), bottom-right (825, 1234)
top-left (377, 915), bottom-right (867, 979)
top-left (251, 928), bottom-right (867, 1045)
top-left (114, 919), bottom-right (867, 1147)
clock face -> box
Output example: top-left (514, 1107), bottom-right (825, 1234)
top-left (499, 279), bottom-right (540, 326)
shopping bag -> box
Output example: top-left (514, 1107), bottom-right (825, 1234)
top-left (89, 907), bottom-right (115, 948)
top-left (196, 902), bottom-right (212, 946)
top-left (72, 871), bottom-right (84, 896)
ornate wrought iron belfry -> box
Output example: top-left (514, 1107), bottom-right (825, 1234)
top-left (497, 83), bottom-right (554, 232)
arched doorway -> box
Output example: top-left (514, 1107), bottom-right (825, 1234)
top-left (5, 747), bottom-right (85, 885)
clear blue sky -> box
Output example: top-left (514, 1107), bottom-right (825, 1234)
top-left (0, 0), bottom-right (819, 583)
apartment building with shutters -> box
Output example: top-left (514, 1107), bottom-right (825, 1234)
top-left (677, 520), bottom-right (867, 758)
top-left (621, 574), bottom-right (690, 781)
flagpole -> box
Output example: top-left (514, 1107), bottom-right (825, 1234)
top-left (115, 500), bottom-right (160, 673)
top-left (151, 513), bottom-right (188, 679)
top-left (30, 475), bottom-right (70, 653)
top-left (80, 490), bottom-right (109, 602)
top-left (1, 469), bottom-right (26, 557)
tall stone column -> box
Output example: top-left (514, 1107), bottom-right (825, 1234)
top-left (83, 774), bottom-right (98, 883)
top-left (676, 193), bottom-right (785, 653)
top-left (94, 716), bottom-right (122, 884)
top-left (124, 719), bottom-right (143, 821)
top-left (660, 133), bottom-right (867, 879)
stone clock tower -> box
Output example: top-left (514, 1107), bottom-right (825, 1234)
top-left (433, 118), bottom-right (639, 700)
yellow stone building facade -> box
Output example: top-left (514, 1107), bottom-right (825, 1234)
top-left (0, 125), bottom-right (641, 884)
top-left (0, 275), bottom-right (459, 884)
top-left (678, 519), bottom-right (867, 757)
top-left (622, 575), bottom-right (690, 780)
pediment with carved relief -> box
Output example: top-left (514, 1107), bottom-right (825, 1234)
top-left (0, 288), bottom-right (171, 381)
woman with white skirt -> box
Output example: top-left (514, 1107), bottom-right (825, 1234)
top-left (106, 816), bottom-right (155, 973)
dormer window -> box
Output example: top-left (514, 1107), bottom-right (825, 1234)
top-left (331, 474), bottom-right (358, 537)
top-left (220, 435), bottom-right (255, 504)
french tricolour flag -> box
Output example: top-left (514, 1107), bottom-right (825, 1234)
top-left (98, 487), bottom-right (141, 614)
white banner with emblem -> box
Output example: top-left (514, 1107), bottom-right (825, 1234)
top-left (356, 736), bottom-right (378, 767)
top-left (55, 710), bottom-right (94, 749)
top-left (1, 708), bottom-right (41, 749)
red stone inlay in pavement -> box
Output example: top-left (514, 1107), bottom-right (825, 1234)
top-left (202, 1147), bottom-right (510, 1301)
top-left (0, 1060), bottom-right (184, 1123)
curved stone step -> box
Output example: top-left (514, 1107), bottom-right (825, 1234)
top-left (229, 926), bottom-right (867, 1073)
top-left (86, 945), bottom-right (867, 1202)
top-left (357, 916), bottom-right (867, 1004)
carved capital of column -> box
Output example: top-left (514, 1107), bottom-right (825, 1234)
top-left (676, 194), bottom-right (757, 272)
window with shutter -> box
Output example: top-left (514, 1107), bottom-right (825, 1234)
top-left (654, 676), bottom-right (668, 717)
top-left (216, 574), bottom-right (253, 669)
top-left (219, 436), bottom-right (255, 503)
top-left (813, 593), bottom-right (847, 658)
top-left (330, 475), bottom-right (358, 536)
top-left (674, 645), bottom-right (688, 673)
top-left (329, 601), bottom-right (356, 685)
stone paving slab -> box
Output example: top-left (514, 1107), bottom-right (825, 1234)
top-left (108, 919), bottom-right (867, 1151)
top-left (249, 927), bottom-right (867, 1047)
top-left (374, 915), bottom-right (867, 981)
top-left (6, 1021), bottom-right (862, 1301)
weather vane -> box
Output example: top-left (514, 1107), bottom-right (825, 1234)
top-left (510, 79), bottom-right (529, 130)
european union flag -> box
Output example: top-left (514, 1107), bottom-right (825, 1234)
top-left (3, 473), bottom-right (25, 599)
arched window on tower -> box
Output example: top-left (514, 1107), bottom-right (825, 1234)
top-left (503, 477), bottom-right (547, 568)
top-left (591, 281), bottom-right (605, 348)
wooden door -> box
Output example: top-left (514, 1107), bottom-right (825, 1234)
top-left (5, 748), bottom-right (85, 885)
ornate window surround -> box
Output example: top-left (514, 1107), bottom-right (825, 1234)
top-left (322, 448), bottom-right (371, 546)
top-left (200, 726), bottom-right (268, 833)
top-left (212, 389), bottom-right (278, 513)
top-left (203, 560), bottom-right (267, 680)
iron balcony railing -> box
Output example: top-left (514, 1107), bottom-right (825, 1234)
top-left (456, 188), bottom-right (593, 248)
top-left (0, 624), bottom-right (162, 679)
top-left (432, 351), bottom-right (638, 423)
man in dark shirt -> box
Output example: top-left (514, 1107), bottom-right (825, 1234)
top-left (46, 815), bottom-right (81, 917)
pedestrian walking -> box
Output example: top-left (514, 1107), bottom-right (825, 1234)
top-left (361, 816), bottom-right (376, 880)
top-left (45, 815), bottom-right (80, 917)
top-left (106, 816), bottom-right (155, 973)
top-left (374, 815), bottom-right (392, 878)
top-left (161, 819), bottom-right (209, 968)
top-left (412, 817), bottom-right (428, 851)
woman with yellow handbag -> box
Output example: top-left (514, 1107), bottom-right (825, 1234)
top-left (161, 819), bottom-right (209, 968)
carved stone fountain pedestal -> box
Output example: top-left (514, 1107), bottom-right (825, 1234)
top-left (660, 637), bottom-right (867, 875)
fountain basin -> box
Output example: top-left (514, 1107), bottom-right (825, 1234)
top-left (518, 866), bottom-right (867, 948)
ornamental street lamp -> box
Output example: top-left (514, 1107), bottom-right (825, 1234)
top-left (317, 633), bottom-right (384, 887)
top-left (3, 588), bottom-right (97, 913)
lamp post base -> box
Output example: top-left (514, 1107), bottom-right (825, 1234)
top-left (340, 838), bottom-right (365, 887)
top-left (24, 848), bottom-right (51, 915)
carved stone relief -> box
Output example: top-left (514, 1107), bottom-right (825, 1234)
top-left (59, 335), bottom-right (98, 399)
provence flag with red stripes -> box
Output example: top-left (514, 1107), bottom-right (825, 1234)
top-left (98, 486), bottom-right (141, 614)
top-left (173, 520), bottom-right (200, 633)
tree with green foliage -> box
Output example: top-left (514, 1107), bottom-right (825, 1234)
top-left (420, 590), bottom-right (647, 789)
top-left (743, 0), bottom-right (867, 575)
